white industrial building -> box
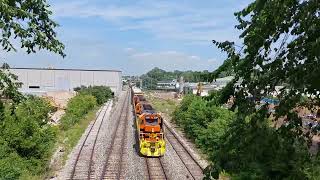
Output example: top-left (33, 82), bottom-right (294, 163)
top-left (9, 68), bottom-right (122, 96)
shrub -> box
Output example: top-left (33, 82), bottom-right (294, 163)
top-left (0, 138), bottom-right (26, 180)
top-left (172, 94), bottom-right (235, 155)
top-left (60, 94), bottom-right (97, 129)
top-left (75, 86), bottom-right (113, 105)
top-left (0, 96), bottom-right (57, 178)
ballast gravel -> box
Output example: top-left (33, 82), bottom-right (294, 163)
top-left (53, 90), bottom-right (207, 180)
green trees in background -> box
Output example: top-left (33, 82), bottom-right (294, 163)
top-left (140, 67), bottom-right (230, 89)
top-left (74, 86), bottom-right (114, 105)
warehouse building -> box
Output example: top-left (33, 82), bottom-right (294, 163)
top-left (9, 68), bottom-right (122, 96)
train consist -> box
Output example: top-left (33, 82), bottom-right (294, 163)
top-left (131, 86), bottom-right (166, 157)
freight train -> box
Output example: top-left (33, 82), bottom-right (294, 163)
top-left (131, 86), bottom-right (166, 157)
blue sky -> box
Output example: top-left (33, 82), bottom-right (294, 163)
top-left (1, 0), bottom-right (252, 75)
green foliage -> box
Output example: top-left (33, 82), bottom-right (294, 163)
top-left (210, 119), bottom-right (312, 179)
top-left (56, 109), bottom-right (98, 167)
top-left (60, 94), bottom-right (97, 129)
top-left (75, 86), bottom-right (113, 105)
top-left (0, 68), bottom-right (24, 104)
top-left (172, 94), bottom-right (235, 160)
top-left (208, 0), bottom-right (320, 178)
top-left (0, 138), bottom-right (25, 180)
top-left (210, 58), bottom-right (234, 80)
top-left (0, 96), bottom-right (56, 179)
top-left (212, 0), bottom-right (320, 124)
top-left (141, 67), bottom-right (217, 89)
top-left (0, 0), bottom-right (65, 56)
top-left (0, 1), bottom-right (65, 178)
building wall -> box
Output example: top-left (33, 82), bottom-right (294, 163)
top-left (10, 68), bottom-right (122, 96)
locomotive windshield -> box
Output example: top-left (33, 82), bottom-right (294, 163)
top-left (145, 117), bottom-right (158, 126)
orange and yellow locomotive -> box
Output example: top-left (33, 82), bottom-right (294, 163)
top-left (131, 87), bottom-right (166, 157)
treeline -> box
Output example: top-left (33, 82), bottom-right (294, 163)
top-left (0, 82), bottom-right (113, 179)
top-left (140, 67), bottom-right (233, 89)
top-left (173, 92), bottom-right (320, 179)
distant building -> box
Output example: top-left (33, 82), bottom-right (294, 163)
top-left (185, 76), bottom-right (234, 96)
top-left (10, 68), bottom-right (122, 96)
top-left (212, 76), bottom-right (234, 89)
top-left (156, 79), bottom-right (177, 90)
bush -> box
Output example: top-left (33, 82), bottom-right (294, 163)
top-left (0, 96), bottom-right (57, 178)
top-left (0, 138), bottom-right (26, 180)
top-left (211, 120), bottom-right (311, 179)
top-left (172, 94), bottom-right (235, 156)
top-left (74, 86), bottom-right (113, 105)
top-left (60, 94), bottom-right (97, 129)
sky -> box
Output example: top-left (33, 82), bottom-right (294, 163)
top-left (1, 0), bottom-right (252, 75)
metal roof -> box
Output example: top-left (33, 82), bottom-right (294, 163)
top-left (10, 67), bottom-right (122, 72)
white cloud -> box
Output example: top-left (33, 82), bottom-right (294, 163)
top-left (51, 0), bottom-right (242, 43)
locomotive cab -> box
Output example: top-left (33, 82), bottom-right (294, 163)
top-left (138, 104), bottom-right (165, 157)
top-left (139, 112), bottom-right (162, 133)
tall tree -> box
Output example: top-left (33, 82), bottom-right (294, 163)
top-left (0, 0), bottom-right (65, 56)
top-left (0, 0), bottom-right (65, 102)
top-left (213, 0), bottom-right (319, 129)
top-left (209, 0), bottom-right (320, 178)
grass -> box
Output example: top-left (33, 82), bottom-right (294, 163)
top-left (144, 92), bottom-right (178, 116)
top-left (45, 107), bottom-right (99, 179)
top-left (60, 107), bottom-right (98, 162)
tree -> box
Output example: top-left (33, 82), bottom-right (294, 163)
top-left (0, 67), bottom-right (24, 103)
top-left (0, 0), bottom-right (65, 56)
top-left (209, 0), bottom-right (320, 178)
top-left (0, 0), bottom-right (65, 103)
top-left (213, 0), bottom-right (319, 121)
top-left (0, 1), bottom-right (65, 178)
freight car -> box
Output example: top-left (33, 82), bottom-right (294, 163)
top-left (131, 86), bottom-right (166, 157)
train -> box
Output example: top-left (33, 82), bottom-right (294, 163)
top-left (131, 86), bottom-right (166, 157)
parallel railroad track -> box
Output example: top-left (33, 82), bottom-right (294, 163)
top-left (69, 101), bottom-right (112, 180)
top-left (164, 124), bottom-right (204, 180)
top-left (100, 91), bottom-right (129, 180)
top-left (145, 157), bottom-right (168, 180)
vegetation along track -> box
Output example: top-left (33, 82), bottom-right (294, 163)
top-left (70, 101), bottom-right (112, 180)
top-left (100, 91), bottom-right (129, 180)
top-left (145, 157), bottom-right (168, 180)
top-left (164, 123), bottom-right (204, 179)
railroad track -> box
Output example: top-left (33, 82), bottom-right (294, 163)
top-left (164, 124), bottom-right (204, 180)
top-left (145, 157), bottom-right (168, 180)
top-left (100, 91), bottom-right (129, 180)
top-left (69, 101), bottom-right (112, 180)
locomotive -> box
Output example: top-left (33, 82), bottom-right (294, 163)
top-left (131, 86), bottom-right (166, 157)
